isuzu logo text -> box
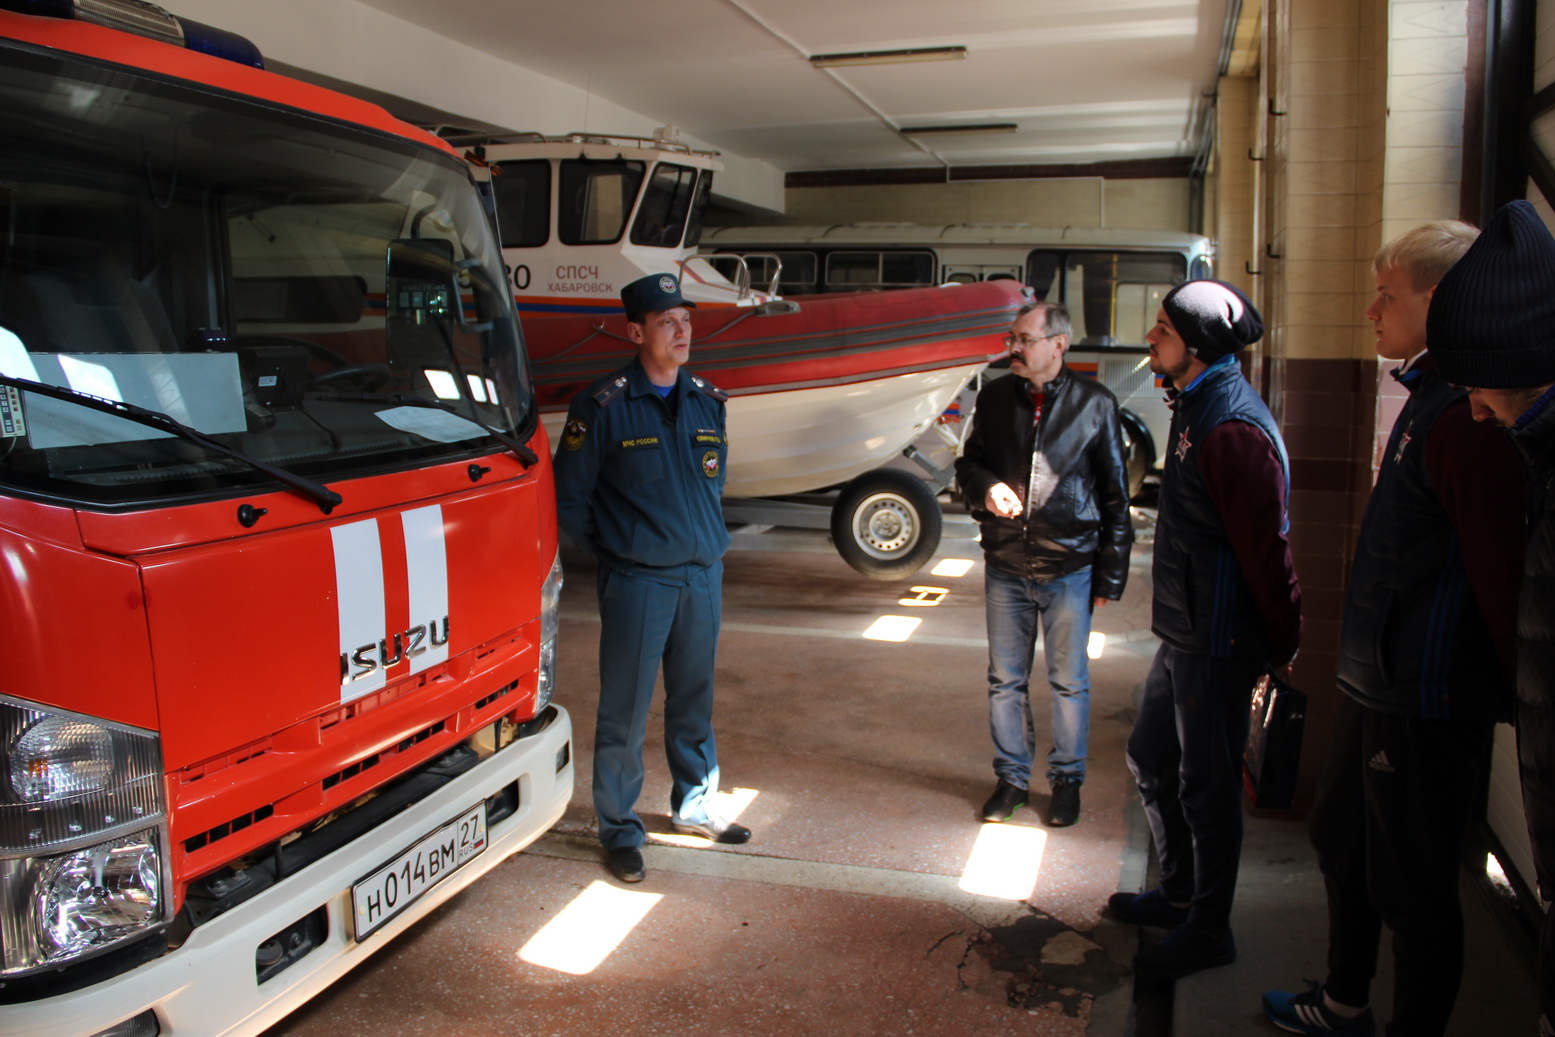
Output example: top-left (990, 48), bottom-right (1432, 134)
top-left (340, 617), bottom-right (450, 685)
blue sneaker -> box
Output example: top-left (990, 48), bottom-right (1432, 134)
top-left (1106, 887), bottom-right (1191, 928)
top-left (1262, 982), bottom-right (1375, 1035)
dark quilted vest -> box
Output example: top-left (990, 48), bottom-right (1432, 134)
top-left (1151, 360), bottom-right (1289, 659)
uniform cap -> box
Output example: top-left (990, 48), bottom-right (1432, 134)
top-left (1161, 279), bottom-right (1264, 362)
top-left (621, 272), bottom-right (697, 318)
top-left (1427, 200), bottom-right (1555, 389)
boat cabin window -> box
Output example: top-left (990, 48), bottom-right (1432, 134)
top-left (558, 159), bottom-right (644, 245)
top-left (1027, 249), bottom-right (1186, 347)
top-left (683, 171), bottom-right (713, 248)
top-left (492, 159), bottom-right (551, 248)
top-left (824, 250), bottom-right (936, 292)
top-left (631, 163), bottom-right (698, 248)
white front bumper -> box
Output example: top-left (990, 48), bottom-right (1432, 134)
top-left (4, 706), bottom-right (573, 1037)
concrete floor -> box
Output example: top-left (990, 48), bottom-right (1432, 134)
top-left (261, 512), bottom-right (1540, 1037)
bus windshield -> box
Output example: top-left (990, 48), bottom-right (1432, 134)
top-left (0, 40), bottom-right (533, 509)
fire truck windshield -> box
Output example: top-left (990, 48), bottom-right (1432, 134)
top-left (0, 40), bottom-right (535, 509)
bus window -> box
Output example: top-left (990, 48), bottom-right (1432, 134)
top-left (631, 162), bottom-right (697, 248)
top-left (1190, 253), bottom-right (1214, 280)
top-left (825, 250), bottom-right (935, 291)
top-left (1063, 251), bottom-right (1186, 347)
top-left (558, 159), bottom-right (644, 245)
top-left (709, 250), bottom-right (818, 295)
top-left (491, 159), bottom-right (550, 248)
top-left (1026, 251), bottom-right (1061, 302)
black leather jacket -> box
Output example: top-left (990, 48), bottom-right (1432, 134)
top-left (955, 367), bottom-right (1133, 596)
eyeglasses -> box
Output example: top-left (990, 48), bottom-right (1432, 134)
top-left (1003, 333), bottom-right (1061, 349)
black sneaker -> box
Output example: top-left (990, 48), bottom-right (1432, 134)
top-left (606, 846), bottom-right (646, 883)
top-left (1133, 923), bottom-right (1236, 979)
top-left (1263, 982), bottom-right (1376, 1035)
top-left (1106, 887), bottom-right (1190, 928)
top-left (980, 779), bottom-right (1027, 822)
top-left (1048, 781), bottom-right (1081, 826)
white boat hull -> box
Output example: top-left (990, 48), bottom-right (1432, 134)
top-left (541, 361), bottom-right (983, 499)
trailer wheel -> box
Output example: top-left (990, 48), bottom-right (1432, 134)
top-left (830, 468), bottom-right (943, 580)
top-left (1119, 409), bottom-right (1155, 502)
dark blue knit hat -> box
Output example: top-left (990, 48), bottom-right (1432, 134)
top-left (1161, 279), bottom-right (1264, 362)
top-left (1428, 200), bottom-right (1555, 389)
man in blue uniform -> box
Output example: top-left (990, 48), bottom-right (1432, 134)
top-left (1107, 280), bottom-right (1301, 978)
top-left (552, 272), bottom-right (750, 884)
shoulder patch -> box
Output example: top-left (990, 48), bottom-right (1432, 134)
top-left (592, 376), bottom-right (629, 408)
top-left (561, 418), bottom-right (588, 451)
top-left (691, 376), bottom-right (728, 402)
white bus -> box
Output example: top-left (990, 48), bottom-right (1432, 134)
top-left (700, 222), bottom-right (1216, 494)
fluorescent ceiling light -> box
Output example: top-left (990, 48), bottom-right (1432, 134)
top-left (900, 123), bottom-right (1018, 137)
top-left (809, 46), bottom-right (967, 68)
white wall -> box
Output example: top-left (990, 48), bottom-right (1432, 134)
top-left (172, 0), bottom-right (785, 213)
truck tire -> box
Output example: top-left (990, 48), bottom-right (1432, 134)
top-left (1119, 409), bottom-right (1155, 502)
top-left (830, 468), bottom-right (943, 580)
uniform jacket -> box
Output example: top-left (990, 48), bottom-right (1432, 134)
top-left (954, 366), bottom-right (1133, 597)
top-left (552, 358), bottom-right (730, 578)
top-left (1337, 362), bottom-right (1515, 720)
top-left (1151, 357), bottom-right (1296, 663)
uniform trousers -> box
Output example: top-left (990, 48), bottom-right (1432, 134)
top-left (593, 560), bottom-right (722, 850)
top-left (1126, 643), bottom-right (1260, 934)
top-left (1310, 693), bottom-right (1494, 1036)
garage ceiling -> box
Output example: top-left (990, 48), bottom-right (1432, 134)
top-left (354, 0), bottom-right (1247, 174)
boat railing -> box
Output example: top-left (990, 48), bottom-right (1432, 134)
top-left (679, 252), bottom-right (783, 302)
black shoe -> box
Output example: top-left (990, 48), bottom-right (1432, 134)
top-left (1106, 887), bottom-right (1191, 928)
top-left (1133, 924), bottom-right (1236, 979)
top-left (606, 846), bottom-right (646, 883)
top-left (1048, 781), bottom-right (1081, 826)
top-left (980, 779), bottom-right (1028, 822)
top-left (671, 815), bottom-right (752, 844)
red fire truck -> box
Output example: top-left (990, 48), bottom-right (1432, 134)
top-left (0, 4), bottom-right (573, 1034)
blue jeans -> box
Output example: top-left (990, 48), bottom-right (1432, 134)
top-left (984, 565), bottom-right (1094, 788)
top-left (593, 561), bottom-right (722, 850)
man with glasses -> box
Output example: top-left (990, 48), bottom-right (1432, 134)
top-left (955, 301), bottom-right (1134, 827)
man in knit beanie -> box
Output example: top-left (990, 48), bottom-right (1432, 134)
top-left (1107, 279), bottom-right (1302, 979)
top-left (1264, 221), bottom-right (1524, 1037)
top-left (1430, 199), bottom-right (1555, 1034)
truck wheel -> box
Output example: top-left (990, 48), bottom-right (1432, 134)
top-left (830, 468), bottom-right (943, 580)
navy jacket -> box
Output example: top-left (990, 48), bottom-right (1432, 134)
top-left (553, 358), bottom-right (730, 579)
top-left (1337, 364), bottom-right (1512, 720)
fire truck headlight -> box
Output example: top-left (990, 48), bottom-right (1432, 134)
top-left (2, 826), bottom-right (170, 974)
top-left (536, 552), bottom-right (562, 712)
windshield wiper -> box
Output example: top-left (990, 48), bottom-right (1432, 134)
top-left (311, 392), bottom-right (539, 468)
top-left (0, 374), bottom-right (343, 513)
